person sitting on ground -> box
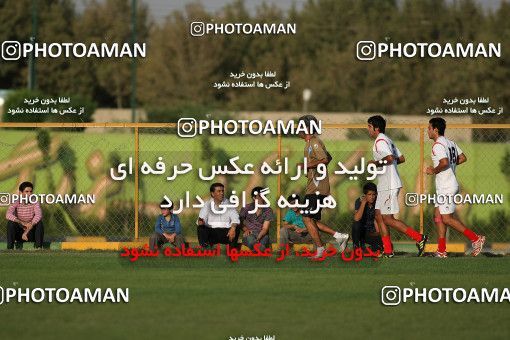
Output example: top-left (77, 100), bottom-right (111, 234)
top-left (352, 182), bottom-right (383, 252)
top-left (239, 186), bottom-right (274, 251)
top-left (149, 199), bottom-right (185, 251)
top-left (6, 181), bottom-right (44, 250)
top-left (279, 194), bottom-right (313, 249)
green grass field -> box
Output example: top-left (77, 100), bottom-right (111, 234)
top-left (0, 251), bottom-right (509, 340)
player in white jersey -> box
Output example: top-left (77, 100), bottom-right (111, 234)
top-left (425, 118), bottom-right (485, 258)
top-left (367, 115), bottom-right (428, 257)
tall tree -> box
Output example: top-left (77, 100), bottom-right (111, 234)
top-left (138, 3), bottom-right (222, 108)
top-left (0, 0), bottom-right (75, 92)
top-left (75, 0), bottom-right (149, 108)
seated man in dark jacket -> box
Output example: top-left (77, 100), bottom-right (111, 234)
top-left (352, 182), bottom-right (382, 252)
top-left (240, 187), bottom-right (274, 251)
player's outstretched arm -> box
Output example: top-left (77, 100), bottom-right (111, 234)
top-left (306, 157), bottom-right (329, 169)
top-left (432, 158), bottom-right (448, 175)
top-left (368, 154), bottom-right (395, 166)
top-left (457, 153), bottom-right (467, 165)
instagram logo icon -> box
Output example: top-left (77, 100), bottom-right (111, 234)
top-left (381, 286), bottom-right (402, 306)
top-left (190, 22), bottom-right (205, 37)
top-left (1, 41), bottom-right (22, 60)
top-left (177, 118), bottom-right (198, 138)
top-left (356, 41), bottom-right (376, 61)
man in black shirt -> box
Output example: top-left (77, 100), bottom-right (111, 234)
top-left (353, 182), bottom-right (382, 251)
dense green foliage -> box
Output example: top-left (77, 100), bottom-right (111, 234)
top-left (0, 0), bottom-right (508, 122)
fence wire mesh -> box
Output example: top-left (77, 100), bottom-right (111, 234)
top-left (0, 124), bottom-right (508, 245)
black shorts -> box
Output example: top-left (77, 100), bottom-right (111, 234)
top-left (302, 194), bottom-right (327, 221)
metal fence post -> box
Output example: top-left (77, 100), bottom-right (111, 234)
top-left (134, 126), bottom-right (139, 240)
top-left (419, 127), bottom-right (425, 234)
top-left (277, 133), bottom-right (282, 246)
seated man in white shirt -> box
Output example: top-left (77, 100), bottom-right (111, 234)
top-left (197, 183), bottom-right (241, 249)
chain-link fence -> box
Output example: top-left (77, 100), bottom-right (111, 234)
top-left (0, 125), bottom-right (136, 241)
top-left (0, 123), bottom-right (508, 245)
top-left (136, 127), bottom-right (280, 243)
